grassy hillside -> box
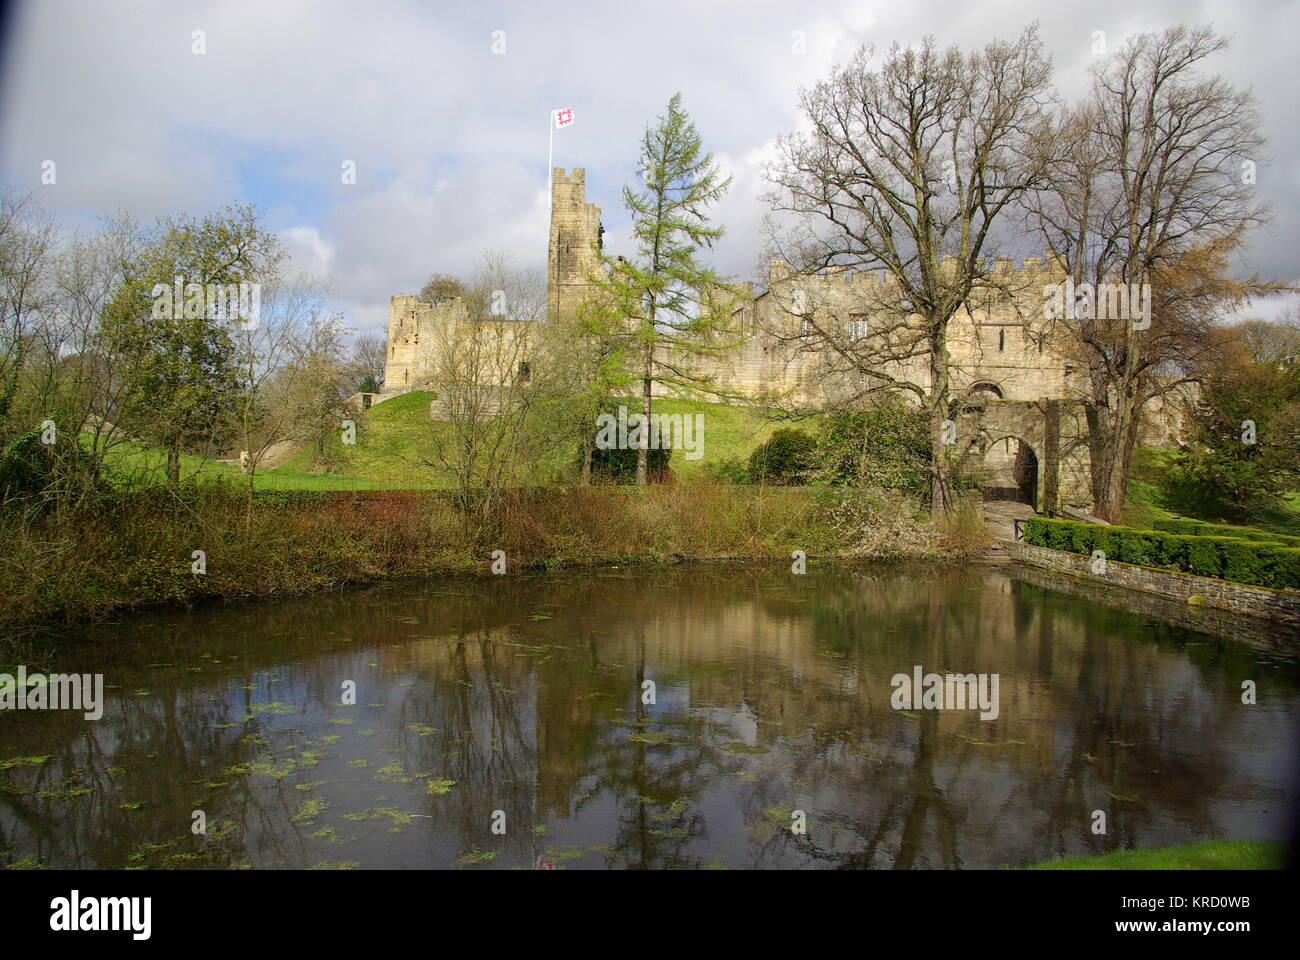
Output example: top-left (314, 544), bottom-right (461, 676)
top-left (276, 390), bottom-right (445, 488)
top-left (1123, 447), bottom-right (1300, 536)
top-left (270, 392), bottom-right (792, 489)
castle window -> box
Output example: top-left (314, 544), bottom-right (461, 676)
top-left (518, 361), bottom-right (531, 383)
top-left (998, 329), bottom-right (1005, 351)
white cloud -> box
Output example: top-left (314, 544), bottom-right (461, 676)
top-left (1, 0), bottom-right (1295, 342)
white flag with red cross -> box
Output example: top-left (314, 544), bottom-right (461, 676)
top-left (553, 108), bottom-right (575, 130)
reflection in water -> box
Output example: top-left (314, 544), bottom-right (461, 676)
top-left (1, 565), bottom-right (1295, 869)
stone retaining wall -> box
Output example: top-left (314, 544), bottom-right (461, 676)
top-left (1007, 540), bottom-right (1300, 632)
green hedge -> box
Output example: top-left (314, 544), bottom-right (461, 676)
top-left (1152, 518), bottom-right (1300, 548)
top-left (1021, 517), bottom-right (1300, 590)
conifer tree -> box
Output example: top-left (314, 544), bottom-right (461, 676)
top-left (587, 93), bottom-right (740, 485)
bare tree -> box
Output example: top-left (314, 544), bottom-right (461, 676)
top-left (764, 28), bottom-right (1054, 512)
top-left (230, 275), bottom-right (335, 503)
top-left (0, 188), bottom-right (57, 427)
top-left (1235, 302), bottom-right (1300, 365)
top-left (348, 331), bottom-right (387, 394)
top-left (44, 214), bottom-right (147, 496)
top-left (269, 311), bottom-right (352, 471)
top-left (419, 273), bottom-right (467, 305)
top-left (1029, 25), bottom-right (1272, 521)
top-left (423, 251), bottom-right (550, 525)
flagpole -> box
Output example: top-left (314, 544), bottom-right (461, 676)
top-left (547, 110), bottom-right (554, 213)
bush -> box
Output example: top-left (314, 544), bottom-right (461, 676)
top-left (747, 428), bottom-right (817, 485)
top-left (1268, 547), bottom-right (1300, 589)
top-left (589, 443), bottom-right (670, 483)
top-left (1153, 517), bottom-right (1300, 547)
top-left (815, 403), bottom-right (930, 492)
top-left (1022, 517), bottom-right (1299, 589)
top-left (937, 500), bottom-right (993, 557)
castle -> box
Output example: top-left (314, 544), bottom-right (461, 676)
top-left (380, 167), bottom-right (1172, 512)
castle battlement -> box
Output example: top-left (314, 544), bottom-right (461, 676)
top-left (384, 165), bottom-right (1089, 433)
top-left (766, 255), bottom-right (1065, 288)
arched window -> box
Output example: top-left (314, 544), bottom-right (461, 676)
top-left (968, 381), bottom-right (1003, 400)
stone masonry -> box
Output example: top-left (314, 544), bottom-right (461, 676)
top-left (380, 165), bottom-right (1189, 512)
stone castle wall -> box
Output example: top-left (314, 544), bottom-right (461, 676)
top-left (380, 164), bottom-right (1188, 511)
top-left (386, 168), bottom-right (1088, 412)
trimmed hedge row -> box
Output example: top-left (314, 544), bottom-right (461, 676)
top-left (1151, 517), bottom-right (1300, 548)
top-left (1022, 517), bottom-right (1300, 590)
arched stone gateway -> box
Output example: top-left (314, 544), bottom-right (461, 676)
top-left (954, 398), bottom-right (1093, 514)
top-left (981, 434), bottom-right (1038, 506)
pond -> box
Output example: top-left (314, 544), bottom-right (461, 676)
top-left (1, 564), bottom-right (1296, 869)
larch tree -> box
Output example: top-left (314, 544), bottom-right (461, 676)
top-left (587, 93), bottom-right (741, 486)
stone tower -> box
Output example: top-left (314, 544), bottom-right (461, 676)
top-left (547, 168), bottom-right (603, 324)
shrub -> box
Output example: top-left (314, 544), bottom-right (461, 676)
top-left (589, 443), bottom-right (670, 483)
top-left (1022, 517), bottom-right (1297, 589)
top-left (937, 500), bottom-right (993, 558)
top-left (1266, 547), bottom-right (1300, 589)
top-left (1209, 537), bottom-right (1279, 586)
top-left (747, 428), bottom-right (817, 485)
top-left (1112, 528), bottom-right (1157, 566)
top-left (815, 403), bottom-right (929, 491)
top-left (1022, 517), bottom-right (1064, 548)
top-left (1153, 517), bottom-right (1300, 547)
top-left (1184, 536), bottom-right (1223, 579)
top-left (1152, 534), bottom-right (1198, 571)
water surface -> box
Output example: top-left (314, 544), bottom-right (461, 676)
top-left (2, 564), bottom-right (1296, 869)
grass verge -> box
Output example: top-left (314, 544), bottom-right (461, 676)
top-left (1021, 839), bottom-right (1289, 870)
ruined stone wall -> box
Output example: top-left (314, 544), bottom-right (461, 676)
top-left (380, 165), bottom-right (1200, 511)
top-left (388, 170), bottom-right (1091, 418)
top-left (382, 294), bottom-right (470, 395)
top-left (663, 255), bottom-right (1088, 410)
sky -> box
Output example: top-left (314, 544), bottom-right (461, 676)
top-left (1, 0), bottom-right (1296, 337)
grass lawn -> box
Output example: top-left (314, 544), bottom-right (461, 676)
top-left (639, 396), bottom-right (788, 481)
top-left (277, 390), bottom-right (441, 486)
top-left (95, 436), bottom-right (239, 485)
top-left (1021, 839), bottom-right (1290, 870)
top-left (88, 393), bottom-right (797, 491)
